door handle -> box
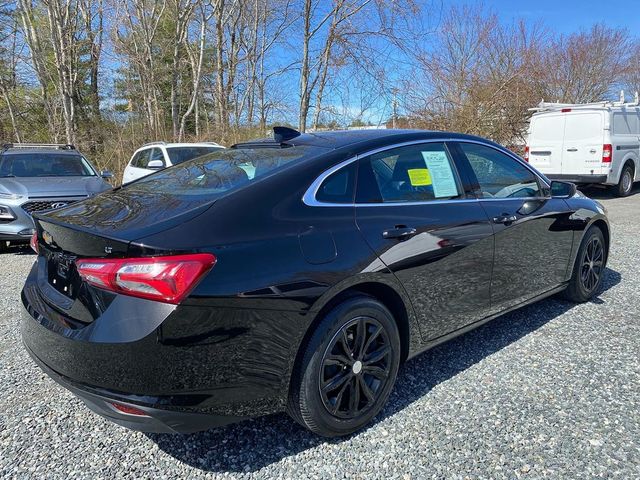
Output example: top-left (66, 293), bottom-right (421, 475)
top-left (589, 149), bottom-right (597, 154)
top-left (382, 226), bottom-right (417, 240)
top-left (566, 148), bottom-right (578, 152)
top-left (492, 214), bottom-right (517, 225)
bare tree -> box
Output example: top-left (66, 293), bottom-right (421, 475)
top-left (537, 24), bottom-right (630, 103)
top-left (115, 0), bottom-right (167, 137)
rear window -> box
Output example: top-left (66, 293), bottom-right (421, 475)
top-left (0, 153), bottom-right (95, 177)
top-left (125, 146), bottom-right (320, 198)
top-left (564, 113), bottom-right (603, 142)
top-left (165, 146), bottom-right (224, 165)
top-left (530, 115), bottom-right (564, 142)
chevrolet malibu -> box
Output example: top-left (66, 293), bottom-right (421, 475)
top-left (21, 128), bottom-right (609, 437)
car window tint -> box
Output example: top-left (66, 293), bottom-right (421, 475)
top-left (360, 143), bottom-right (461, 203)
top-left (134, 149), bottom-right (150, 168)
top-left (459, 143), bottom-right (540, 198)
top-left (0, 153), bottom-right (94, 177)
top-left (316, 162), bottom-right (356, 203)
top-left (166, 146), bottom-right (223, 165)
top-left (126, 145), bottom-right (321, 199)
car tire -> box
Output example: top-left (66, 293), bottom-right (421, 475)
top-left (287, 295), bottom-right (401, 437)
top-left (614, 163), bottom-right (634, 197)
top-left (0, 241), bottom-right (8, 253)
top-left (563, 225), bottom-right (607, 303)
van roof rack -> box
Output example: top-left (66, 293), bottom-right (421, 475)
top-left (2, 143), bottom-right (76, 151)
top-left (529, 90), bottom-right (640, 113)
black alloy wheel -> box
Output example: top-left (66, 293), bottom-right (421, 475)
top-left (564, 225), bottom-right (607, 302)
top-left (580, 235), bottom-right (604, 293)
top-left (288, 295), bottom-right (400, 437)
top-left (319, 316), bottom-right (392, 419)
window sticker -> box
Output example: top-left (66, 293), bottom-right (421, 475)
top-left (407, 168), bottom-right (432, 186)
top-left (421, 151), bottom-right (458, 198)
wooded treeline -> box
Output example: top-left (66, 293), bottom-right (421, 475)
top-left (0, 0), bottom-right (637, 177)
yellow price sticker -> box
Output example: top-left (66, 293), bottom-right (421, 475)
top-left (407, 168), bottom-right (432, 186)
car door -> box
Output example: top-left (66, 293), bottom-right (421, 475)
top-left (562, 112), bottom-right (605, 176)
top-left (354, 141), bottom-right (495, 341)
top-left (528, 113), bottom-right (566, 176)
top-left (452, 141), bottom-right (575, 312)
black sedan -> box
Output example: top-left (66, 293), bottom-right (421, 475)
top-left (21, 128), bottom-right (609, 437)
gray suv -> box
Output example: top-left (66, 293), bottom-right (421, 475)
top-left (0, 143), bottom-right (113, 251)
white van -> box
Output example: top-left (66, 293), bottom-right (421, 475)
top-left (525, 96), bottom-right (640, 196)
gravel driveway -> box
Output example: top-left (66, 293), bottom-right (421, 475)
top-left (1, 188), bottom-right (639, 479)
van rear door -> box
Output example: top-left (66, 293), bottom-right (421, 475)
top-left (528, 114), bottom-right (565, 175)
top-left (562, 112), bottom-right (605, 176)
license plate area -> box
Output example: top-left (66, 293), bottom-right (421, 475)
top-left (45, 249), bottom-right (78, 298)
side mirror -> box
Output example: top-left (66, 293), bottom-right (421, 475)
top-left (550, 180), bottom-right (577, 198)
top-left (147, 160), bottom-right (164, 170)
top-left (100, 170), bottom-right (114, 179)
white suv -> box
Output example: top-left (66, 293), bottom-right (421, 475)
top-left (122, 142), bottom-right (224, 184)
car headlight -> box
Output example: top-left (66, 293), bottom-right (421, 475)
top-left (0, 192), bottom-right (23, 200)
top-left (0, 205), bottom-right (15, 220)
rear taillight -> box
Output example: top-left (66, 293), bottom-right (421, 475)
top-left (523, 146), bottom-right (530, 162)
top-left (30, 232), bottom-right (38, 254)
top-left (76, 253), bottom-right (216, 304)
top-left (602, 144), bottom-right (612, 163)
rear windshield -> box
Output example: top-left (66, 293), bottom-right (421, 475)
top-left (0, 153), bottom-right (95, 177)
top-left (166, 146), bottom-right (223, 165)
top-left (124, 146), bottom-right (321, 198)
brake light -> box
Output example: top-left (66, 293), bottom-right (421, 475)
top-left (30, 232), bottom-right (38, 254)
top-left (561, 108), bottom-right (572, 113)
top-left (76, 253), bottom-right (216, 304)
top-left (524, 146), bottom-right (530, 162)
top-left (602, 144), bottom-right (612, 163)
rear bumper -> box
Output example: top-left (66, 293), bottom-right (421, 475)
top-left (23, 342), bottom-right (244, 433)
top-left (546, 174), bottom-right (608, 185)
top-left (20, 259), bottom-right (302, 432)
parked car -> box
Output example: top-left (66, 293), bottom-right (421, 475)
top-left (0, 143), bottom-right (112, 252)
top-left (22, 128), bottom-right (609, 437)
top-left (122, 141), bottom-right (224, 184)
top-left (526, 95), bottom-right (640, 196)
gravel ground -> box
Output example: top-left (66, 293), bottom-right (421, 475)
top-left (1, 188), bottom-right (639, 479)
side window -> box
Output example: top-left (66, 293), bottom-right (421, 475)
top-left (613, 112), bottom-right (640, 136)
top-left (316, 162), bottom-right (356, 204)
top-left (357, 143), bottom-right (461, 203)
top-left (459, 143), bottom-right (541, 199)
top-left (133, 149), bottom-right (150, 168)
top-left (129, 151), bottom-right (141, 168)
top-left (149, 148), bottom-right (166, 166)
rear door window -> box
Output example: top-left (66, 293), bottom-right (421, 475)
top-left (530, 115), bottom-right (565, 143)
top-left (316, 162), bottom-right (356, 204)
top-left (564, 113), bottom-right (603, 142)
top-left (357, 143), bottom-right (462, 203)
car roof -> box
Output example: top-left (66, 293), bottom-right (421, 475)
top-left (2, 148), bottom-right (82, 156)
top-left (235, 128), bottom-right (495, 151)
top-left (138, 142), bottom-right (222, 149)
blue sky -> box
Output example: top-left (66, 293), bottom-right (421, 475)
top-left (492, 0), bottom-right (640, 34)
